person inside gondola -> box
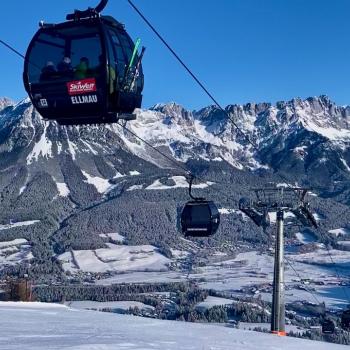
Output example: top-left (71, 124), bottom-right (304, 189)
top-left (57, 56), bottom-right (73, 77)
top-left (75, 57), bottom-right (90, 79)
top-left (106, 59), bottom-right (116, 94)
top-left (40, 61), bottom-right (56, 81)
top-left (95, 54), bottom-right (116, 95)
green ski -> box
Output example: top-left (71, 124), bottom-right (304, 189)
top-left (128, 38), bottom-right (141, 70)
top-left (122, 38), bottom-right (141, 89)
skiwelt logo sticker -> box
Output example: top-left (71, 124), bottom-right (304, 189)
top-left (67, 78), bottom-right (97, 95)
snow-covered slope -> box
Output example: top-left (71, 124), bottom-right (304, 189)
top-left (0, 302), bottom-right (346, 350)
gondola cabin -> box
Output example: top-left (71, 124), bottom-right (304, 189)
top-left (321, 319), bottom-right (335, 334)
top-left (341, 310), bottom-right (350, 330)
top-left (181, 200), bottom-right (220, 237)
top-left (23, 8), bottom-right (144, 125)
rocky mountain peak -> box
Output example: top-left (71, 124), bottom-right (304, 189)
top-left (0, 97), bottom-right (15, 113)
top-left (151, 102), bottom-right (193, 123)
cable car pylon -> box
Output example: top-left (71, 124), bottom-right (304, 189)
top-left (239, 185), bottom-right (318, 336)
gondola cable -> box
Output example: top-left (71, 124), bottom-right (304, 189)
top-left (0, 39), bottom-right (29, 64)
top-left (324, 244), bottom-right (350, 303)
top-left (0, 40), bottom-right (211, 186)
top-left (284, 256), bottom-right (322, 305)
top-left (0, 1), bottom-right (345, 241)
top-left (126, 2), bottom-right (350, 310)
top-left (0, 34), bottom-right (224, 239)
top-left (2, 4), bottom-right (348, 302)
top-left (126, 0), bottom-right (306, 204)
top-left (126, 0), bottom-right (257, 152)
top-left (0, 39), bottom-right (199, 181)
top-left (117, 121), bottom-right (191, 175)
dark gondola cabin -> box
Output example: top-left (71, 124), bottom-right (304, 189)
top-left (321, 319), bottom-right (335, 334)
top-left (23, 6), bottom-right (144, 125)
top-left (341, 310), bottom-right (350, 330)
top-left (181, 200), bottom-right (220, 237)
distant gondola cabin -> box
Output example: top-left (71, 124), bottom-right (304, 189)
top-left (341, 310), bottom-right (350, 330)
top-left (181, 200), bottom-right (220, 237)
top-left (321, 319), bottom-right (335, 334)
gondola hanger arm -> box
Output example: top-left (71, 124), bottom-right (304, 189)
top-left (187, 175), bottom-right (205, 201)
top-left (66, 0), bottom-right (109, 21)
top-left (95, 0), bottom-right (109, 14)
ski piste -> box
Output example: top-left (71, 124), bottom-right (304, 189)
top-left (129, 46), bottom-right (146, 92)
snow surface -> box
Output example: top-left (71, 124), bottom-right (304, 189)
top-left (0, 239), bottom-right (33, 267)
top-left (66, 300), bottom-right (154, 312)
top-left (81, 170), bottom-right (111, 194)
top-left (219, 208), bottom-right (236, 215)
top-left (99, 232), bottom-right (125, 243)
top-left (59, 243), bottom-right (170, 274)
top-left (55, 182), bottom-right (70, 197)
top-left (338, 241), bottom-right (350, 248)
top-left (0, 238), bottom-right (27, 248)
top-left (313, 213), bottom-right (323, 221)
top-left (0, 302), bottom-right (346, 350)
top-left (328, 228), bottom-right (350, 237)
top-left (239, 322), bottom-right (304, 335)
top-left (27, 123), bottom-right (53, 164)
top-left (340, 158), bottom-right (350, 172)
top-left (268, 211), bottom-right (295, 223)
top-left (295, 232), bottom-right (317, 244)
top-left (146, 176), bottom-right (213, 190)
top-left (126, 184), bottom-right (144, 191)
top-left (196, 296), bottom-right (235, 310)
top-left (195, 250), bottom-right (350, 309)
top-left (18, 185), bottom-right (27, 195)
top-left (0, 220), bottom-right (40, 231)
top-left (304, 121), bottom-right (350, 141)
top-left (170, 249), bottom-right (189, 259)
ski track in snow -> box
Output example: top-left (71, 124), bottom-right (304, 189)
top-left (0, 302), bottom-right (346, 350)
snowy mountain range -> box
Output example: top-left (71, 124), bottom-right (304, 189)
top-left (2, 95), bottom-right (350, 180)
top-left (1, 95), bottom-right (350, 282)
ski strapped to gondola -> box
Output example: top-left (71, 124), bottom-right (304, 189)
top-left (122, 38), bottom-right (141, 90)
top-left (128, 46), bottom-right (146, 92)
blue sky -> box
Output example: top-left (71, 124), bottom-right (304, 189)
top-left (1, 0), bottom-right (350, 109)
